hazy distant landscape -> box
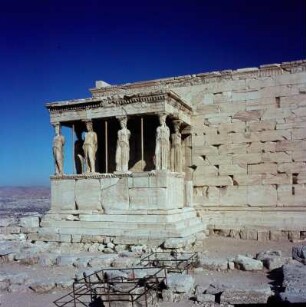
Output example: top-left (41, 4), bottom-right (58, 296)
top-left (0, 187), bottom-right (50, 217)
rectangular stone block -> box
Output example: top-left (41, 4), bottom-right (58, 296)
top-left (275, 140), bottom-right (306, 151)
top-left (234, 174), bottom-right (262, 185)
top-left (249, 120), bottom-right (276, 132)
top-left (218, 122), bottom-right (246, 133)
top-left (297, 172), bottom-right (306, 183)
top-left (131, 176), bottom-right (149, 188)
top-left (193, 186), bottom-right (220, 206)
top-left (219, 143), bottom-right (247, 154)
top-left (192, 145), bottom-right (219, 156)
top-left (231, 132), bottom-right (259, 144)
top-left (19, 216), bottom-right (40, 228)
top-left (193, 175), bottom-right (233, 186)
top-left (205, 154), bottom-right (232, 165)
top-left (292, 128), bottom-right (306, 140)
top-left (277, 184), bottom-right (306, 206)
top-left (269, 230), bottom-right (288, 241)
top-left (257, 230), bottom-right (270, 242)
top-left (232, 153), bottom-right (262, 164)
top-left (278, 162), bottom-right (306, 173)
top-left (247, 185), bottom-right (277, 206)
top-left (204, 132), bottom-right (229, 145)
top-left (219, 164), bottom-right (247, 175)
top-left (194, 165), bottom-right (219, 176)
top-left (262, 152), bottom-right (291, 163)
top-left (219, 186), bottom-right (248, 206)
top-left (102, 177), bottom-right (129, 212)
top-left (292, 150), bottom-right (306, 162)
top-left (254, 130), bottom-right (291, 142)
top-left (51, 179), bottom-right (76, 211)
top-left (129, 187), bottom-right (168, 210)
top-left (248, 163), bottom-right (277, 174)
top-left (262, 174), bottom-right (291, 185)
top-left (75, 179), bottom-right (102, 211)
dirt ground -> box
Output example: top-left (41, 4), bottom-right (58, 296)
top-left (0, 236), bottom-right (297, 307)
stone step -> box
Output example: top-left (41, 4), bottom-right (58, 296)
top-left (43, 207), bottom-right (196, 222)
top-left (40, 216), bottom-right (201, 231)
top-left (38, 220), bottom-right (204, 239)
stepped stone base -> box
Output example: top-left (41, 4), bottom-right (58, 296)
top-left (37, 207), bottom-right (204, 246)
top-left (41, 171), bottom-right (204, 246)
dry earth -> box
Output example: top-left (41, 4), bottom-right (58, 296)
top-left (0, 188), bottom-right (300, 306)
top-left (0, 237), bottom-right (296, 307)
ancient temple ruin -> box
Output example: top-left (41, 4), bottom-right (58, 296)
top-left (44, 60), bottom-right (306, 245)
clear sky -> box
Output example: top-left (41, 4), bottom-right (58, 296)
top-left (0, 0), bottom-right (305, 186)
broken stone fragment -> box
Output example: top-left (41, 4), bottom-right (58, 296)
top-left (234, 255), bottom-right (263, 271)
top-left (29, 279), bottom-right (56, 293)
top-left (166, 273), bottom-right (194, 293)
top-left (221, 285), bottom-right (272, 304)
top-left (281, 263), bottom-right (306, 303)
top-left (292, 245), bottom-right (306, 264)
top-left (198, 256), bottom-right (228, 271)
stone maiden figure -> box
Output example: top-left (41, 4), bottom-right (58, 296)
top-left (155, 114), bottom-right (170, 170)
top-left (115, 116), bottom-right (131, 172)
top-left (83, 120), bottom-right (97, 173)
top-left (171, 120), bottom-right (182, 172)
top-left (52, 123), bottom-right (65, 175)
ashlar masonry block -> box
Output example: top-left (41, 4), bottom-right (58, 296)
top-left (277, 184), bottom-right (306, 206)
top-left (219, 164), bottom-right (247, 175)
top-left (233, 174), bottom-right (262, 186)
top-left (262, 152), bottom-right (292, 163)
top-left (278, 162), bottom-right (306, 173)
top-left (292, 151), bottom-right (306, 162)
top-left (51, 180), bottom-right (75, 211)
top-left (247, 185), bottom-right (277, 206)
top-left (219, 186), bottom-right (248, 206)
top-left (75, 179), bottom-right (102, 211)
top-left (102, 177), bottom-right (129, 212)
top-left (193, 175), bottom-right (233, 187)
top-left (248, 163), bottom-right (277, 175)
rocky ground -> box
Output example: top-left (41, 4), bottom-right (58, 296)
top-left (0, 188), bottom-right (305, 306)
top-left (0, 236), bottom-right (305, 307)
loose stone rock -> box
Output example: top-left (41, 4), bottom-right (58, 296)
top-left (166, 273), bottom-right (194, 293)
top-left (292, 244), bottom-right (306, 264)
top-left (221, 285), bottom-right (272, 304)
top-left (199, 256), bottom-right (228, 271)
top-left (280, 263), bottom-right (306, 303)
top-left (234, 255), bottom-right (263, 271)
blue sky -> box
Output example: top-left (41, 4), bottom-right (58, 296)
top-left (0, 0), bottom-right (305, 186)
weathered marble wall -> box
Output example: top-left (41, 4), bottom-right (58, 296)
top-left (173, 65), bottom-right (306, 208)
top-left (172, 62), bottom-right (306, 231)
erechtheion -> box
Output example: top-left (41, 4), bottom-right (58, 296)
top-left (43, 60), bottom-right (306, 245)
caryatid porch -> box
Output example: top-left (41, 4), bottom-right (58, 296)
top-left (43, 90), bottom-right (203, 244)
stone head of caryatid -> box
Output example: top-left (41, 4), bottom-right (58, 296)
top-left (158, 114), bottom-right (167, 126)
top-left (173, 120), bottom-right (182, 133)
top-left (119, 116), bottom-right (127, 129)
top-left (85, 120), bottom-right (93, 132)
top-left (53, 122), bottom-right (61, 135)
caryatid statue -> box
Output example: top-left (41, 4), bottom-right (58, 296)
top-left (115, 116), bottom-right (131, 172)
top-left (52, 123), bottom-right (65, 176)
top-left (74, 130), bottom-right (84, 174)
top-left (155, 114), bottom-right (170, 170)
top-left (82, 120), bottom-right (97, 173)
top-left (171, 120), bottom-right (182, 172)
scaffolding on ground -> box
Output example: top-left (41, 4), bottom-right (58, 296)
top-left (139, 251), bottom-right (198, 273)
top-left (53, 267), bottom-right (167, 307)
